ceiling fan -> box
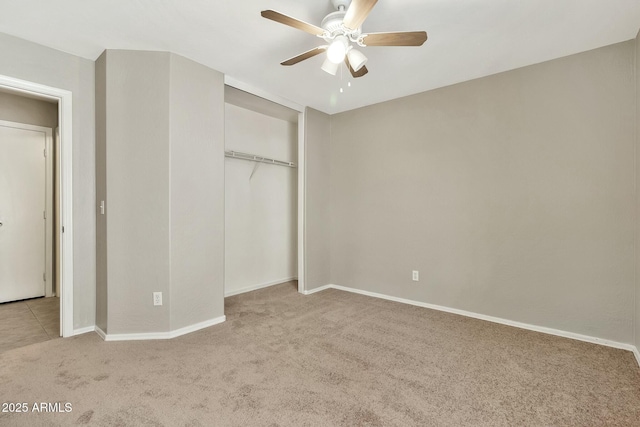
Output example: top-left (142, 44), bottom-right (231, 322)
top-left (261, 0), bottom-right (428, 78)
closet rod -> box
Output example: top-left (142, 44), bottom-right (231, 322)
top-left (224, 150), bottom-right (296, 168)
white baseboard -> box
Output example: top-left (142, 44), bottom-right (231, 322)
top-left (72, 325), bottom-right (96, 336)
top-left (95, 326), bottom-right (106, 340)
top-left (301, 284), bottom-right (332, 295)
top-left (633, 346), bottom-right (640, 368)
top-left (94, 316), bottom-right (226, 342)
top-left (225, 277), bottom-right (297, 297)
top-left (167, 316), bottom-right (226, 339)
top-left (306, 284), bottom-right (637, 354)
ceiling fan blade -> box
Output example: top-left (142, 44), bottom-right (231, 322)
top-left (281, 46), bottom-right (327, 66)
top-left (261, 10), bottom-right (325, 36)
top-left (343, 0), bottom-right (378, 30)
top-left (345, 57), bottom-right (368, 78)
top-left (362, 31), bottom-right (428, 46)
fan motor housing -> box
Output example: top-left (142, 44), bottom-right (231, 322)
top-left (321, 11), bottom-right (346, 33)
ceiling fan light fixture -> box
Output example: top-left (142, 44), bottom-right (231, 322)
top-left (262, 0), bottom-right (428, 79)
top-left (347, 48), bottom-right (367, 71)
top-left (321, 58), bottom-right (340, 75)
top-left (327, 35), bottom-right (348, 64)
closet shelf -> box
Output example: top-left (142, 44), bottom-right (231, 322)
top-left (224, 150), bottom-right (296, 168)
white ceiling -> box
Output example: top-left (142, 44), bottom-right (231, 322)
top-left (1, 0), bottom-right (639, 114)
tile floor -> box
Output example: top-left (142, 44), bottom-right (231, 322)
top-left (0, 296), bottom-right (60, 353)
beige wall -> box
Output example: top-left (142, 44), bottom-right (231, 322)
top-left (96, 50), bottom-right (225, 335)
top-left (330, 41), bottom-right (636, 344)
top-left (0, 91), bottom-right (57, 128)
top-left (0, 32), bottom-right (96, 330)
top-left (169, 54), bottom-right (225, 330)
top-left (103, 50), bottom-right (172, 334)
top-left (95, 53), bottom-right (108, 332)
top-left (305, 108), bottom-right (332, 291)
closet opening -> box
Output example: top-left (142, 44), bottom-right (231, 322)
top-left (224, 84), bottom-right (302, 297)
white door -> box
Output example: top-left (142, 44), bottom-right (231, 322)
top-left (0, 123), bottom-right (47, 303)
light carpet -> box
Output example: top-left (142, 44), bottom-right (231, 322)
top-left (0, 282), bottom-right (639, 426)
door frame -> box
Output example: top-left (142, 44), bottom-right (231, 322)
top-left (0, 75), bottom-right (74, 337)
top-left (0, 120), bottom-right (53, 299)
top-left (223, 76), bottom-right (306, 293)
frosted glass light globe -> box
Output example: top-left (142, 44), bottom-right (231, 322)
top-left (347, 49), bottom-right (368, 71)
top-left (327, 36), bottom-right (348, 64)
top-left (321, 58), bottom-right (340, 75)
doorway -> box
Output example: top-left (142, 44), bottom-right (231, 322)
top-left (0, 120), bottom-right (54, 303)
top-left (0, 75), bottom-right (74, 338)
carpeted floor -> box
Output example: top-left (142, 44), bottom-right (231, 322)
top-left (0, 282), bottom-right (639, 426)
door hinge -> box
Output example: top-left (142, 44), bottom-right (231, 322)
top-left (62, 226), bottom-right (65, 233)
top-left (44, 148), bottom-right (46, 157)
top-left (43, 273), bottom-right (46, 282)
top-left (43, 210), bottom-right (46, 219)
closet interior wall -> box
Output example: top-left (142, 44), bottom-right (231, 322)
top-left (224, 87), bottom-right (298, 296)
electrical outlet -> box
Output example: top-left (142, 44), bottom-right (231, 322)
top-left (153, 292), bottom-right (162, 306)
top-left (412, 270), bottom-right (419, 281)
